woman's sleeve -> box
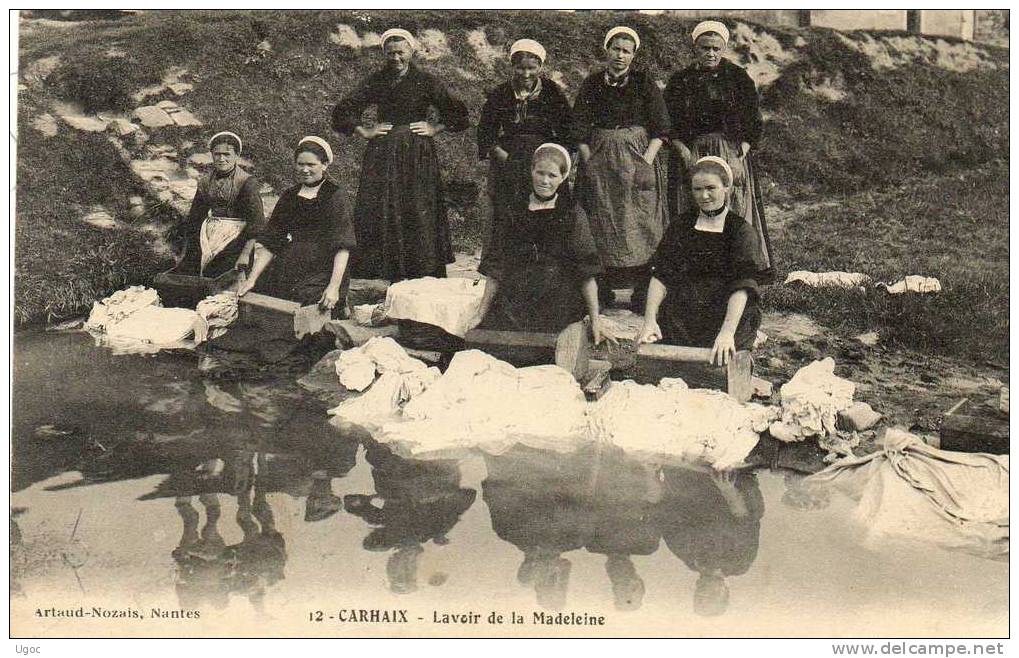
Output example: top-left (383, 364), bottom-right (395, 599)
top-left (325, 190), bottom-right (357, 252)
top-left (733, 69), bottom-right (763, 147)
top-left (643, 75), bottom-right (671, 140)
top-left (570, 77), bottom-right (596, 145)
top-left (478, 209), bottom-right (511, 282)
top-left (649, 223), bottom-right (682, 287)
top-left (237, 177), bottom-right (267, 239)
top-left (477, 89), bottom-right (500, 160)
top-left (184, 185), bottom-right (210, 233)
top-left (565, 203), bottom-right (603, 279)
top-left (431, 76), bottom-right (469, 132)
top-left (664, 71), bottom-right (692, 144)
top-left (728, 221), bottom-right (765, 297)
top-left (549, 82), bottom-right (577, 152)
top-left (256, 196), bottom-right (290, 255)
top-left (331, 78), bottom-right (373, 134)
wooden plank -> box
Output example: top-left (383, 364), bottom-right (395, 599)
top-left (554, 320), bottom-right (590, 381)
top-left (464, 329), bottom-right (558, 349)
top-left (634, 345), bottom-right (753, 401)
top-left (940, 414), bottom-right (1009, 454)
top-left (239, 292), bottom-right (301, 315)
top-left (636, 343), bottom-right (713, 362)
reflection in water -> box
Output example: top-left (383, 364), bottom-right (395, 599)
top-left (344, 439), bottom-right (476, 594)
top-left (483, 444), bottom-right (664, 611)
top-left (10, 332), bottom-right (1009, 635)
top-left (656, 467), bottom-right (764, 617)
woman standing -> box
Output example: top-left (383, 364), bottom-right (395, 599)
top-left (665, 20), bottom-right (774, 279)
top-left (637, 157), bottom-right (767, 365)
top-left (332, 28), bottom-right (469, 282)
top-left (175, 131), bottom-right (265, 278)
top-left (477, 38), bottom-right (574, 251)
top-left (238, 137), bottom-right (356, 318)
top-left (475, 144), bottom-right (611, 345)
top-left (572, 26), bottom-right (670, 310)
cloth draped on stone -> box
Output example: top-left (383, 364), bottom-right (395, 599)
top-left (806, 428), bottom-right (1009, 560)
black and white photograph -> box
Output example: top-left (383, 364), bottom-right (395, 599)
top-left (8, 7), bottom-right (1011, 643)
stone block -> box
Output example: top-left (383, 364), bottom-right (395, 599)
top-left (170, 108), bottom-right (203, 127)
top-left (132, 105), bottom-right (174, 129)
top-left (107, 117), bottom-right (138, 137)
top-left (837, 401), bottom-right (882, 432)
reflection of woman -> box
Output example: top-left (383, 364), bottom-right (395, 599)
top-left (343, 440), bottom-right (475, 594)
top-left (637, 157), bottom-right (767, 366)
top-left (665, 21), bottom-right (773, 277)
top-left (475, 144), bottom-right (611, 344)
top-left (573, 26), bottom-right (670, 310)
top-left (238, 137), bottom-right (355, 318)
top-left (332, 29), bottom-right (469, 281)
top-left (478, 39), bottom-right (574, 250)
top-left (175, 131), bottom-right (265, 278)
top-left (655, 466), bottom-right (764, 617)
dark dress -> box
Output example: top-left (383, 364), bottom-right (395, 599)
top-left (478, 189), bottom-right (602, 333)
top-left (174, 167), bottom-right (265, 278)
top-left (254, 179), bottom-right (356, 315)
top-left (649, 209), bottom-right (765, 350)
top-left (477, 77), bottom-right (575, 251)
top-left (664, 59), bottom-right (774, 279)
top-left (332, 63), bottom-right (469, 282)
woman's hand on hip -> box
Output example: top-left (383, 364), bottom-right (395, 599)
top-left (356, 124), bottom-right (393, 139)
top-left (409, 121), bottom-right (437, 137)
top-left (578, 144), bottom-right (592, 164)
top-left (491, 146), bottom-right (510, 163)
top-left (318, 285), bottom-right (342, 313)
top-left (636, 318), bottom-right (662, 345)
top-left (740, 141), bottom-right (751, 157)
top-left (710, 329), bottom-right (737, 366)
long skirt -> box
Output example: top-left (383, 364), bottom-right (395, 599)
top-left (351, 125), bottom-right (453, 282)
top-left (479, 263), bottom-right (587, 333)
top-left (669, 133), bottom-right (774, 280)
top-left (483, 133), bottom-right (548, 255)
top-left (577, 126), bottom-right (667, 269)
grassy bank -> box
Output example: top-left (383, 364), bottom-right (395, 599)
top-left (16, 11), bottom-right (1010, 362)
top-left (14, 94), bottom-right (174, 324)
top-left (765, 159), bottom-right (1009, 364)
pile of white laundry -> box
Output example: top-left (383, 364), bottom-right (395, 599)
top-left (377, 349), bottom-right (591, 456)
top-left (768, 358), bottom-right (856, 442)
top-left (327, 337), bottom-right (441, 429)
top-left (380, 277), bottom-right (487, 337)
top-left (588, 378), bottom-right (776, 470)
top-left (84, 286), bottom-right (239, 349)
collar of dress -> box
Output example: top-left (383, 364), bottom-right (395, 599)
top-left (298, 177), bottom-right (327, 199)
top-left (513, 77), bottom-right (543, 101)
top-left (694, 207), bottom-right (729, 233)
top-left (528, 193), bottom-right (559, 211)
top-left (604, 68), bottom-right (631, 88)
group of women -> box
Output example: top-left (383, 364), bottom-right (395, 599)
top-left (175, 21), bottom-right (774, 366)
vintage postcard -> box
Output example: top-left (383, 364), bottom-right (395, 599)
top-left (10, 8), bottom-right (1009, 643)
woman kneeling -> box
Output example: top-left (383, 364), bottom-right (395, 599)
top-left (238, 137), bottom-right (356, 318)
top-left (637, 157), bottom-right (766, 365)
top-left (476, 144), bottom-right (612, 345)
